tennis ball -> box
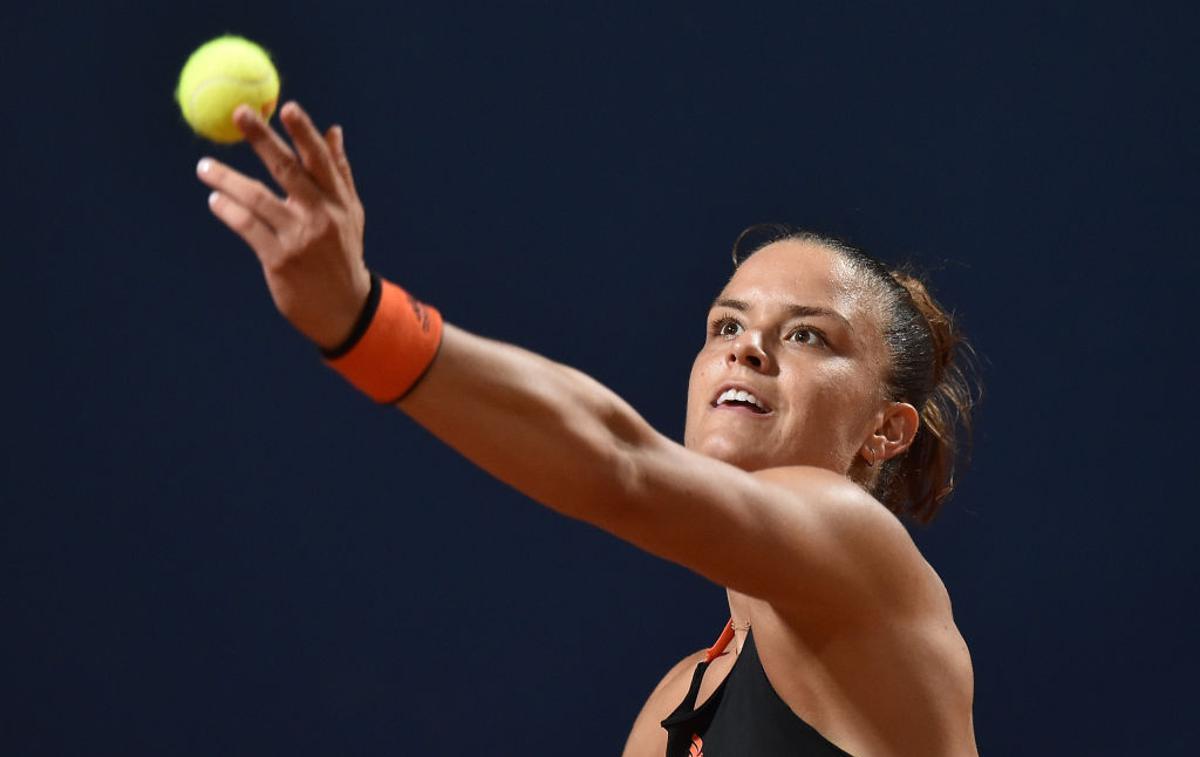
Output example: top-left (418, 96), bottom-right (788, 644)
top-left (176, 35), bottom-right (280, 144)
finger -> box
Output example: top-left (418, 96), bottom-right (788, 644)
top-left (233, 105), bottom-right (322, 206)
top-left (207, 190), bottom-right (283, 264)
top-left (278, 102), bottom-right (344, 199)
top-left (325, 124), bottom-right (360, 205)
top-left (196, 157), bottom-right (293, 231)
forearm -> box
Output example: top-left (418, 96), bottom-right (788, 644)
top-left (192, 102), bottom-right (673, 550)
top-left (397, 323), bottom-right (656, 527)
top-left (196, 103), bottom-right (923, 617)
top-left (395, 327), bottom-right (919, 614)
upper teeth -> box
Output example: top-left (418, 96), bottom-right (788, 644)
top-left (717, 388), bottom-right (765, 410)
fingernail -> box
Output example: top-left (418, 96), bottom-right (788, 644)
top-left (208, 191), bottom-right (220, 206)
top-left (197, 158), bottom-right (212, 174)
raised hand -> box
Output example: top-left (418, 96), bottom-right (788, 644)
top-left (196, 101), bottom-right (371, 350)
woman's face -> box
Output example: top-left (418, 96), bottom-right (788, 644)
top-left (684, 239), bottom-right (891, 473)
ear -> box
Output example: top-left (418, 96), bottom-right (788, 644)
top-left (861, 402), bottom-right (920, 464)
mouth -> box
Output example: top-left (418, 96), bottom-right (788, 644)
top-left (710, 385), bottom-right (772, 415)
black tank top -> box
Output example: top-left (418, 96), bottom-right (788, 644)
top-left (660, 621), bottom-right (852, 756)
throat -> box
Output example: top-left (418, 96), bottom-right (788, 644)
top-left (731, 619), bottom-right (751, 655)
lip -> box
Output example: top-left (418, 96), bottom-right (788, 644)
top-left (710, 383), bottom-right (774, 415)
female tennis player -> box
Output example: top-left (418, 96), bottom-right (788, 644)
top-left (195, 101), bottom-right (980, 756)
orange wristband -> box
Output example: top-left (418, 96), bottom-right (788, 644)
top-left (322, 273), bottom-right (444, 403)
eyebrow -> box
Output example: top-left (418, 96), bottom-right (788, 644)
top-left (710, 297), bottom-right (854, 331)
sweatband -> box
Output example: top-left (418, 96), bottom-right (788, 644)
top-left (322, 273), bottom-right (444, 403)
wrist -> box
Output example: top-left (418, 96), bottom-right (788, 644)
top-left (311, 267), bottom-right (374, 352)
top-left (320, 273), bottom-right (382, 359)
top-left (322, 273), bottom-right (444, 403)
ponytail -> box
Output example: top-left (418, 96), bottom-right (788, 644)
top-left (879, 270), bottom-right (979, 522)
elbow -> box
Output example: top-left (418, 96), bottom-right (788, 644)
top-left (528, 362), bottom-right (663, 532)
top-left (590, 402), bottom-right (669, 535)
top-left (563, 393), bottom-right (661, 531)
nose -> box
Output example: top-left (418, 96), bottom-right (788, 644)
top-left (727, 331), bottom-right (772, 373)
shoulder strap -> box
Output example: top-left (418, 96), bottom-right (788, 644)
top-left (664, 619), bottom-right (735, 719)
top-left (704, 619), bottom-right (735, 663)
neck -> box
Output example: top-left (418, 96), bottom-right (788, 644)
top-left (726, 588), bottom-right (753, 655)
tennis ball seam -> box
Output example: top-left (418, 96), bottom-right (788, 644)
top-left (176, 35), bottom-right (280, 143)
top-left (183, 74), bottom-right (276, 121)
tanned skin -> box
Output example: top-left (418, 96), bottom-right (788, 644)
top-left (196, 101), bottom-right (978, 756)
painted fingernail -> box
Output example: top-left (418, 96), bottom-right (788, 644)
top-left (208, 191), bottom-right (220, 206)
top-left (197, 158), bottom-right (212, 174)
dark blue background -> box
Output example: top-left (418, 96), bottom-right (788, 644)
top-left (6, 2), bottom-right (1197, 754)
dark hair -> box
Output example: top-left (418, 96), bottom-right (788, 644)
top-left (731, 224), bottom-right (982, 523)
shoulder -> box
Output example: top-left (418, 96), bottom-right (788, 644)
top-left (752, 466), bottom-right (942, 618)
top-left (751, 464), bottom-right (906, 544)
top-left (752, 465), bottom-right (899, 530)
top-left (620, 648), bottom-right (707, 757)
top-left (655, 647), bottom-right (708, 704)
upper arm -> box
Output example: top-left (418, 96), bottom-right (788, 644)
top-left (398, 326), bottom-right (931, 618)
top-left (598, 434), bottom-right (932, 618)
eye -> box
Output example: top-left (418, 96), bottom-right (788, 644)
top-left (787, 326), bottom-right (827, 347)
top-left (710, 316), bottom-right (743, 338)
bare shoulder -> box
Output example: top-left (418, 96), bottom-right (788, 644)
top-left (752, 464), bottom-right (911, 541)
top-left (752, 464), bottom-right (913, 550)
top-left (752, 466), bottom-right (939, 617)
top-left (620, 648), bottom-right (707, 757)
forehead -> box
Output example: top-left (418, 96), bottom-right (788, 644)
top-left (720, 238), bottom-right (865, 312)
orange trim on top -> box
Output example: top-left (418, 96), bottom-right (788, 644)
top-left (704, 619), bottom-right (734, 663)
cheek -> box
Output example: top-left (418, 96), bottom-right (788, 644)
top-left (689, 351), bottom-right (716, 390)
top-left (808, 367), bottom-right (878, 439)
top-left (791, 363), bottom-right (870, 429)
top-left (684, 357), bottom-right (703, 417)
top-left (684, 350), bottom-right (718, 441)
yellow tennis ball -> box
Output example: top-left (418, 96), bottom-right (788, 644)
top-left (176, 35), bottom-right (280, 144)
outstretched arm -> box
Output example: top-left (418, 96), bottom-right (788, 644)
top-left (196, 101), bottom-right (931, 620)
top-left (399, 323), bottom-right (922, 616)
